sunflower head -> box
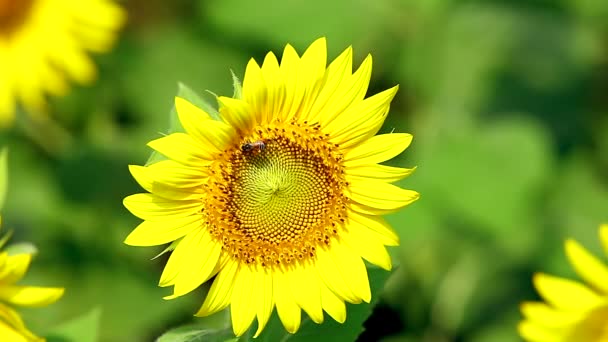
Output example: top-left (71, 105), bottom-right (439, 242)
top-left (0, 228), bottom-right (64, 341)
top-left (519, 224), bottom-right (608, 341)
top-left (0, 0), bottom-right (126, 126)
top-left (124, 37), bottom-right (419, 337)
top-left (0, 0), bottom-right (36, 35)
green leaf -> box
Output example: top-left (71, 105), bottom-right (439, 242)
top-left (46, 307), bottom-right (102, 342)
top-left (156, 325), bottom-right (235, 342)
top-left (253, 266), bottom-right (391, 342)
top-left (0, 148), bottom-right (8, 211)
top-left (405, 116), bottom-right (552, 259)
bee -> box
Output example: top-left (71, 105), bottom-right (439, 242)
top-left (241, 140), bottom-right (266, 153)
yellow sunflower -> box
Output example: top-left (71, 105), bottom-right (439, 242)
top-left (519, 224), bottom-right (608, 341)
top-left (0, 230), bottom-right (64, 342)
top-left (124, 37), bottom-right (419, 337)
top-left (0, 0), bottom-right (125, 127)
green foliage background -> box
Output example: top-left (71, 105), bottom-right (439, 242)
top-left (1, 0), bottom-right (607, 341)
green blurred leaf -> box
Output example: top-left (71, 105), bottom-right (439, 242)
top-left (201, 0), bottom-right (399, 59)
top-left (407, 116), bottom-right (553, 258)
top-left (46, 308), bottom-right (102, 342)
top-left (121, 24), bottom-right (242, 137)
top-left (549, 155), bottom-right (608, 251)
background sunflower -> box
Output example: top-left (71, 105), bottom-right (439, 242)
top-left (0, 0), bottom-right (125, 127)
top-left (0, 0), bottom-right (607, 341)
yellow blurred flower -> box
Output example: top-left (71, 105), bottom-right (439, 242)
top-left (0, 229), bottom-right (64, 342)
top-left (124, 38), bottom-right (419, 336)
top-left (0, 0), bottom-right (126, 127)
top-left (519, 224), bottom-right (608, 341)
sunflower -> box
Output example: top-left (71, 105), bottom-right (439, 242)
top-left (519, 224), bottom-right (608, 341)
top-left (0, 230), bottom-right (64, 342)
top-left (0, 0), bottom-right (125, 127)
top-left (124, 37), bottom-right (419, 337)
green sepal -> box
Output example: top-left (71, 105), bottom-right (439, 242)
top-left (230, 70), bottom-right (243, 100)
top-left (151, 239), bottom-right (180, 260)
top-left (5, 242), bottom-right (37, 256)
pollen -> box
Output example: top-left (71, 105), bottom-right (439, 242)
top-left (204, 120), bottom-right (348, 268)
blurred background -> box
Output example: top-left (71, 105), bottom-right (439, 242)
top-left (1, 0), bottom-right (607, 341)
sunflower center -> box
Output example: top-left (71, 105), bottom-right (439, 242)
top-left (568, 305), bottom-right (608, 340)
top-left (0, 0), bottom-right (36, 36)
top-left (204, 120), bottom-right (348, 268)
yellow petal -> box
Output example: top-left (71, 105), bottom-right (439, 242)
top-left (128, 164), bottom-right (204, 201)
top-left (0, 320), bottom-right (31, 342)
top-left (147, 133), bottom-right (214, 167)
top-left (327, 85), bottom-right (399, 150)
top-left (331, 240), bottom-right (371, 303)
top-left (125, 214), bottom-right (202, 247)
top-left (242, 58), bottom-right (266, 125)
top-left (273, 270), bottom-right (301, 334)
top-left (218, 96), bottom-right (255, 132)
top-left (123, 193), bottom-right (203, 222)
top-left (0, 254), bottom-right (31, 285)
top-left (342, 225), bottom-right (392, 270)
top-left (321, 285), bottom-right (346, 324)
top-left (308, 46), bottom-right (355, 124)
top-left (289, 264), bottom-right (324, 324)
top-left (565, 238), bottom-right (608, 294)
top-left (348, 180), bottom-right (419, 212)
top-left (175, 96), bottom-right (210, 122)
top-left (176, 100), bottom-right (235, 151)
top-left (348, 210), bottom-right (399, 246)
top-left (230, 266), bottom-right (257, 336)
top-left (520, 301), bottom-right (584, 327)
top-left (518, 320), bottom-right (563, 342)
top-left (254, 268), bottom-right (275, 337)
top-left (346, 165), bottom-right (416, 184)
top-left (309, 46), bottom-right (353, 124)
top-left (70, 0), bottom-right (127, 31)
top-left (166, 229), bottom-right (222, 299)
top-left (196, 257), bottom-right (239, 317)
top-left (533, 273), bottom-right (602, 310)
top-left (600, 224), bottom-right (608, 256)
top-left (47, 34), bottom-right (97, 84)
top-left (260, 52), bottom-right (285, 123)
top-left (144, 160), bottom-right (208, 188)
top-left (0, 303), bottom-right (25, 329)
top-left (344, 133), bottom-right (413, 167)
top-left (315, 243), bottom-right (360, 304)
top-left (279, 44), bottom-right (303, 122)
top-left (295, 37), bottom-right (327, 122)
top-left (0, 286), bottom-right (64, 307)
